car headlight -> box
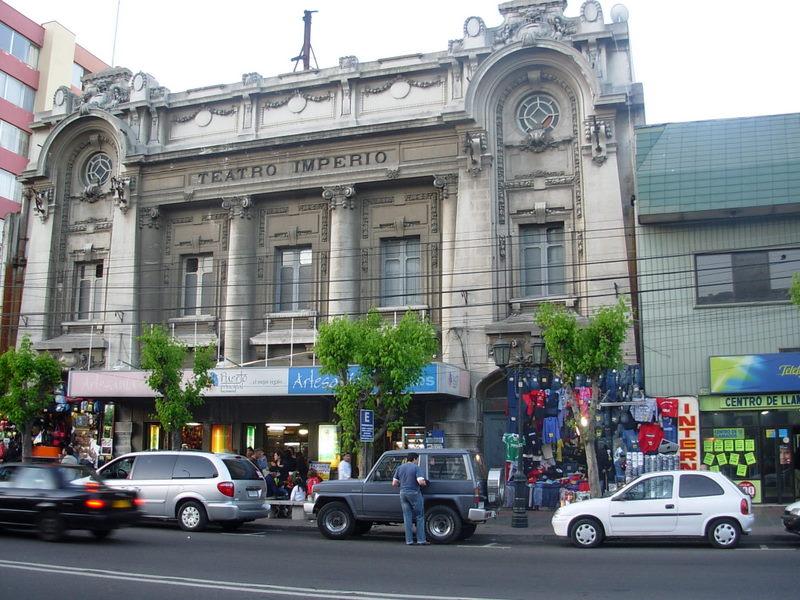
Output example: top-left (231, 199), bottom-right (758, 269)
top-left (790, 507), bottom-right (800, 516)
top-left (312, 492), bottom-right (319, 502)
top-left (553, 507), bottom-right (562, 518)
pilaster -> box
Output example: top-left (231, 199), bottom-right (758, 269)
top-left (221, 196), bottom-right (255, 363)
top-left (323, 185), bottom-right (359, 319)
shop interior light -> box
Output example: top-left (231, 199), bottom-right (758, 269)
top-left (760, 410), bottom-right (770, 415)
top-left (267, 425), bottom-right (285, 432)
top-left (265, 423), bottom-right (301, 428)
top-left (186, 422), bottom-right (201, 427)
top-left (580, 416), bottom-right (589, 427)
top-left (299, 428), bottom-right (309, 436)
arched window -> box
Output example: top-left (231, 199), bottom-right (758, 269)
top-left (516, 94), bottom-right (559, 133)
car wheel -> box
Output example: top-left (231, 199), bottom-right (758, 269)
top-left (570, 518), bottom-right (604, 548)
top-left (177, 501), bottom-right (208, 532)
top-left (707, 518), bottom-right (740, 549)
top-left (91, 528), bottom-right (114, 540)
top-left (38, 511), bottom-right (65, 542)
top-left (220, 521), bottom-right (244, 532)
top-left (425, 505), bottom-right (462, 544)
top-left (353, 520), bottom-right (373, 536)
top-left (317, 501), bottom-right (355, 540)
top-left (457, 523), bottom-right (477, 541)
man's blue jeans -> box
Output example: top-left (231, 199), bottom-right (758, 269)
top-left (399, 489), bottom-right (426, 544)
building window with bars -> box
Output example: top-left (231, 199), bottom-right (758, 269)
top-left (519, 224), bottom-right (566, 298)
top-left (380, 237), bottom-right (422, 307)
top-left (695, 248), bottom-right (799, 305)
top-left (182, 255), bottom-right (214, 316)
top-left (75, 262), bottom-right (104, 321)
top-left (276, 247), bottom-right (313, 311)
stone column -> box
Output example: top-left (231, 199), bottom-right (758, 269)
top-left (222, 196), bottom-right (255, 364)
top-left (434, 174), bottom-right (458, 361)
top-left (323, 185), bottom-right (358, 320)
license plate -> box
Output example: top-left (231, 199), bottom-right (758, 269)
top-left (113, 499), bottom-right (131, 509)
top-left (247, 490), bottom-right (260, 498)
top-left (478, 501), bottom-right (485, 509)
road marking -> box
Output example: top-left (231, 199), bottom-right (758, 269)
top-left (760, 544), bottom-right (769, 550)
top-left (0, 559), bottom-right (512, 600)
top-left (456, 542), bottom-right (510, 549)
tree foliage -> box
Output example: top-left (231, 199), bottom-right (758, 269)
top-left (139, 325), bottom-right (215, 450)
top-left (536, 298), bottom-right (630, 497)
top-left (0, 336), bottom-right (63, 461)
top-left (791, 273), bottom-right (800, 308)
top-left (316, 310), bottom-right (438, 458)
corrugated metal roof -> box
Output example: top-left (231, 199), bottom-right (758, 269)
top-left (635, 113), bottom-right (800, 219)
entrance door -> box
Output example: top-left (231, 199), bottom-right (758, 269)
top-left (762, 427), bottom-right (797, 504)
top-left (483, 413), bottom-right (506, 470)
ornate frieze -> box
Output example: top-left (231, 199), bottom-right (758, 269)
top-left (262, 89), bottom-right (333, 111)
top-left (172, 105), bottom-right (238, 124)
top-left (362, 76), bottom-right (443, 96)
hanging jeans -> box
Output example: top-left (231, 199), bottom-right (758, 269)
top-left (399, 490), bottom-right (426, 544)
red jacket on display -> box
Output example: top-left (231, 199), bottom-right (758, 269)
top-left (638, 422), bottom-right (664, 454)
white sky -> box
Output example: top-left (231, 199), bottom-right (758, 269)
top-left (8, 0), bottom-right (800, 124)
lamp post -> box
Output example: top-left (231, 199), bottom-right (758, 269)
top-left (493, 340), bottom-right (548, 529)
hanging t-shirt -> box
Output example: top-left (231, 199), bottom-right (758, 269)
top-left (660, 417), bottom-right (678, 443)
top-left (632, 397), bottom-right (657, 422)
top-left (638, 422), bottom-right (664, 454)
top-left (502, 433), bottom-right (523, 461)
top-left (542, 417), bottom-right (561, 444)
top-left (656, 397), bottom-right (679, 418)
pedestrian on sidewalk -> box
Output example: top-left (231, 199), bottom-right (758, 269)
top-left (338, 453), bottom-right (352, 480)
top-left (392, 452), bottom-right (428, 545)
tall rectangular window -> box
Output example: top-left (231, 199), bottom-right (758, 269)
top-left (276, 247), bottom-right (313, 311)
top-left (696, 248), bottom-right (799, 304)
top-left (182, 255), bottom-right (214, 316)
top-left (519, 224), bottom-right (565, 297)
top-left (75, 262), bottom-right (104, 321)
top-left (380, 237), bottom-right (421, 306)
top-left (0, 168), bottom-right (21, 201)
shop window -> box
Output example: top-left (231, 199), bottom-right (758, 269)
top-left (696, 248), bottom-right (800, 305)
top-left (182, 255), bottom-right (215, 316)
top-left (427, 454), bottom-right (468, 480)
top-left (181, 424), bottom-right (203, 450)
top-left (172, 455), bottom-right (217, 479)
top-left (679, 474), bottom-right (725, 498)
top-left (371, 455), bottom-right (407, 482)
top-left (380, 237), bottom-right (421, 307)
top-left (0, 120), bottom-right (30, 156)
top-left (621, 475), bottom-right (673, 500)
top-left (75, 261), bottom-right (104, 321)
top-left (276, 247), bottom-right (313, 311)
top-left (131, 455), bottom-right (177, 480)
top-left (146, 423), bottom-right (161, 450)
top-left (211, 424), bottom-right (232, 453)
top-left (519, 224), bottom-right (565, 298)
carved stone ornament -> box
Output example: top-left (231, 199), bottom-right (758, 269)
top-left (322, 185), bottom-right (356, 209)
top-left (242, 72), bottom-right (263, 86)
top-left (493, 1), bottom-right (576, 46)
top-left (339, 56), bottom-right (359, 70)
top-left (580, 1), bottom-right (603, 23)
top-left (172, 105), bottom-right (238, 124)
top-left (24, 187), bottom-right (53, 222)
top-left (464, 131), bottom-right (490, 176)
top-left (432, 174), bottom-right (458, 199)
top-left (221, 196), bottom-right (252, 219)
top-left (362, 75), bottom-right (443, 95)
top-left (584, 116), bottom-right (613, 165)
top-left (263, 89), bottom-right (333, 110)
top-left (139, 206), bottom-right (160, 229)
top-left (77, 67), bottom-right (132, 114)
top-left (386, 168), bottom-right (400, 179)
top-left (110, 176), bottom-right (131, 214)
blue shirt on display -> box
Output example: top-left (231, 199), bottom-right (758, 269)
top-left (393, 462), bottom-right (424, 491)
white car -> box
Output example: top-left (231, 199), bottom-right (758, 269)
top-left (551, 470), bottom-right (753, 549)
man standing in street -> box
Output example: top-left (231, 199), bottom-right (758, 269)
top-left (392, 452), bottom-right (428, 545)
top-left (338, 453), bottom-right (352, 480)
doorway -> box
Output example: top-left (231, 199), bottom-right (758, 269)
top-left (483, 413), bottom-right (506, 470)
top-left (762, 425), bottom-right (800, 503)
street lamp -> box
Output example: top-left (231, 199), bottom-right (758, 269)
top-left (492, 339), bottom-right (548, 529)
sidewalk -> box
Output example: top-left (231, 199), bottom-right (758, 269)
top-left (252, 504), bottom-right (794, 542)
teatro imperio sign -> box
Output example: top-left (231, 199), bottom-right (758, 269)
top-left (193, 150), bottom-right (389, 185)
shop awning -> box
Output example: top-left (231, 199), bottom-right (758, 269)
top-left (67, 362), bottom-right (471, 399)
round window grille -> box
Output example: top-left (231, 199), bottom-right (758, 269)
top-left (517, 94), bottom-right (559, 133)
top-left (84, 152), bottom-right (112, 186)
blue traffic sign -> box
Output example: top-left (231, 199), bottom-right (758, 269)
top-left (359, 409), bottom-right (374, 442)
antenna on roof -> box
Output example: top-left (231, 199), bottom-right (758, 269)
top-left (291, 10), bottom-right (319, 72)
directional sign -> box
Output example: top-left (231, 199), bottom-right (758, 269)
top-left (359, 409), bottom-right (374, 442)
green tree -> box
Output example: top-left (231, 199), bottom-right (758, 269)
top-left (536, 299), bottom-right (630, 497)
top-left (315, 310), bottom-right (438, 473)
top-left (791, 273), bottom-right (800, 308)
top-left (139, 325), bottom-right (215, 450)
top-left (0, 336), bottom-right (63, 461)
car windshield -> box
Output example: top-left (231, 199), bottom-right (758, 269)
top-left (470, 452), bottom-right (488, 480)
top-left (60, 465), bottom-right (101, 485)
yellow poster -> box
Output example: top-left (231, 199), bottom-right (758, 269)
top-left (745, 440), bottom-right (755, 452)
top-left (728, 453), bottom-right (740, 465)
top-left (736, 464), bottom-right (747, 477)
top-left (703, 453), bottom-right (715, 466)
top-left (710, 465), bottom-right (720, 472)
top-left (717, 453), bottom-right (728, 466)
top-left (744, 452), bottom-right (757, 465)
top-left (703, 440), bottom-right (713, 452)
top-left (714, 440), bottom-right (724, 452)
top-left (734, 440), bottom-right (745, 452)
top-left (724, 440), bottom-right (734, 452)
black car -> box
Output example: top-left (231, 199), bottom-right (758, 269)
top-left (0, 462), bottom-right (141, 541)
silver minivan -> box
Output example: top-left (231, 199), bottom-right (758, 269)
top-left (97, 451), bottom-right (269, 531)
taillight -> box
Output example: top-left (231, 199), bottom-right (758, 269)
top-left (134, 498), bottom-right (145, 507)
top-left (217, 481), bottom-right (235, 498)
top-left (85, 499), bottom-right (106, 509)
top-left (740, 498), bottom-right (749, 515)
top-left (85, 481), bottom-right (100, 491)
top-left (473, 486), bottom-right (481, 507)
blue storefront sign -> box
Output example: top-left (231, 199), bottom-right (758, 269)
top-left (710, 353), bottom-right (800, 394)
top-left (288, 364), bottom-right (438, 395)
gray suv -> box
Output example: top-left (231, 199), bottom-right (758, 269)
top-left (306, 449), bottom-right (496, 544)
top-left (97, 451), bottom-right (269, 531)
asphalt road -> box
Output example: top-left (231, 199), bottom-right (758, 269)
top-left (0, 521), bottom-right (798, 600)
